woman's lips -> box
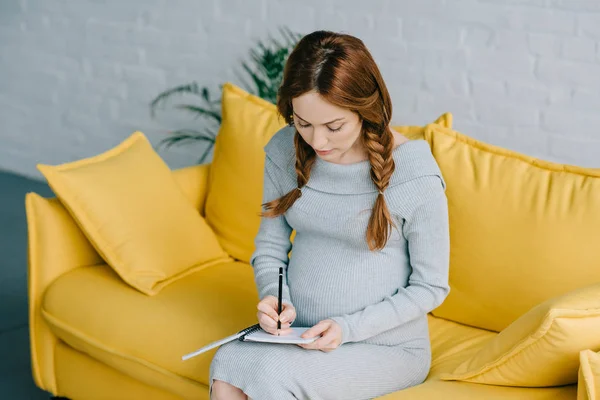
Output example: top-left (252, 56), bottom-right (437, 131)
top-left (315, 149), bottom-right (333, 156)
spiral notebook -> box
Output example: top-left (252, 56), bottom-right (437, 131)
top-left (182, 323), bottom-right (318, 361)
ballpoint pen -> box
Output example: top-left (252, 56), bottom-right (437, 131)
top-left (277, 266), bottom-right (283, 332)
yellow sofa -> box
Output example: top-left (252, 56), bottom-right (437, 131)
top-left (26, 84), bottom-right (600, 399)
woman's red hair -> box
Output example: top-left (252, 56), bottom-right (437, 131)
top-left (261, 30), bottom-right (397, 251)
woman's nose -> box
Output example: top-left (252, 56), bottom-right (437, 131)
top-left (311, 130), bottom-right (329, 150)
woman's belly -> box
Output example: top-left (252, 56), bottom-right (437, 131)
top-left (286, 232), bottom-right (410, 327)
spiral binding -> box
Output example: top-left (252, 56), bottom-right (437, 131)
top-left (238, 323), bottom-right (262, 341)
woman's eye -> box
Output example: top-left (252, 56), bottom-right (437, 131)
top-left (296, 121), bottom-right (342, 132)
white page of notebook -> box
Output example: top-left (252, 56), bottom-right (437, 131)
top-left (244, 327), bottom-right (319, 344)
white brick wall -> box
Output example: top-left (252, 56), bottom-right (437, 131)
top-left (1, 0), bottom-right (599, 180)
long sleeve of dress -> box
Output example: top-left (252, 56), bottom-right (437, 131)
top-left (330, 179), bottom-right (450, 344)
top-left (248, 155), bottom-right (294, 306)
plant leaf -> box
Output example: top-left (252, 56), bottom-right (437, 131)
top-left (174, 105), bottom-right (222, 123)
top-left (157, 130), bottom-right (216, 150)
top-left (234, 69), bottom-right (255, 95)
top-left (201, 87), bottom-right (211, 103)
top-left (152, 26), bottom-right (301, 164)
top-left (150, 82), bottom-right (205, 118)
top-left (242, 62), bottom-right (269, 99)
top-left (171, 128), bottom-right (216, 141)
top-left (198, 143), bottom-right (214, 164)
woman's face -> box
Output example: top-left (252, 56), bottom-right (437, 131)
top-left (291, 91), bottom-right (363, 164)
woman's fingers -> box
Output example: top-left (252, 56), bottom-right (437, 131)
top-left (258, 298), bottom-right (296, 323)
top-left (279, 303), bottom-right (296, 323)
top-left (257, 297), bottom-right (279, 321)
top-left (257, 311), bottom-right (291, 333)
top-left (256, 297), bottom-right (297, 335)
top-left (277, 327), bottom-right (293, 336)
top-left (258, 312), bottom-right (292, 329)
top-left (297, 320), bottom-right (342, 352)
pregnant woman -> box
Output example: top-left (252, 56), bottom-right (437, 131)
top-left (209, 29), bottom-right (451, 400)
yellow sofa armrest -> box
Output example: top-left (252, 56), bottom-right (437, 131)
top-left (171, 163), bottom-right (211, 217)
top-left (25, 193), bottom-right (104, 393)
top-left (26, 162), bottom-right (211, 393)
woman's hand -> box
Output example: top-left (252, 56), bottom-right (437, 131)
top-left (257, 295), bottom-right (297, 336)
top-left (298, 319), bottom-right (343, 352)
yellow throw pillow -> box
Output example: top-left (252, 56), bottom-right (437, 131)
top-left (204, 83), bottom-right (288, 262)
top-left (205, 82), bottom-right (453, 262)
top-left (424, 124), bottom-right (600, 332)
top-left (37, 131), bottom-right (231, 295)
top-left (578, 350), bottom-right (600, 400)
top-left (441, 283), bottom-right (600, 387)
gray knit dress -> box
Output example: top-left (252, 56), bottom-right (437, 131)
top-left (208, 125), bottom-right (450, 400)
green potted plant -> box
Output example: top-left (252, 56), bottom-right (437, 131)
top-left (150, 26), bottom-right (302, 163)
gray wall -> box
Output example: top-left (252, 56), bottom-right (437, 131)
top-left (1, 0), bottom-right (599, 180)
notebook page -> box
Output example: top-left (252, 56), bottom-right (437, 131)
top-left (244, 327), bottom-right (319, 344)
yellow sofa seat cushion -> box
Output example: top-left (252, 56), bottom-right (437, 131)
top-left (54, 342), bottom-right (185, 400)
top-left (382, 375), bottom-right (576, 399)
top-left (578, 350), bottom-right (600, 400)
top-left (42, 261), bottom-right (260, 387)
top-left (205, 82), bottom-right (454, 263)
top-left (441, 283), bottom-right (600, 387)
top-left (37, 132), bottom-right (231, 295)
top-left (42, 261), bottom-right (577, 399)
top-left (424, 124), bottom-right (600, 332)
top-left (380, 315), bottom-right (576, 399)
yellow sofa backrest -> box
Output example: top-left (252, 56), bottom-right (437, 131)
top-left (425, 124), bottom-right (600, 332)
